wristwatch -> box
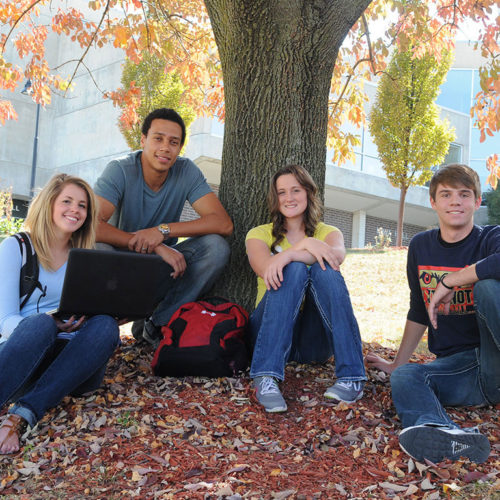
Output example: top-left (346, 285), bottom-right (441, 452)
top-left (158, 223), bottom-right (171, 238)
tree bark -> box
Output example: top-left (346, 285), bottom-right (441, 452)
top-left (397, 185), bottom-right (408, 247)
top-left (204, 0), bottom-right (372, 309)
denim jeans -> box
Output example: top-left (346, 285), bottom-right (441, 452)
top-left (0, 313), bottom-right (119, 427)
top-left (98, 234), bottom-right (230, 328)
top-left (250, 261), bottom-right (366, 382)
top-left (391, 279), bottom-right (500, 429)
top-left (152, 234), bottom-right (230, 326)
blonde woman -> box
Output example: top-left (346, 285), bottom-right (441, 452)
top-left (246, 165), bottom-right (365, 412)
top-left (0, 174), bottom-right (119, 454)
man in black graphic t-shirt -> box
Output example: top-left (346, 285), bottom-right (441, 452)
top-left (366, 164), bottom-right (500, 464)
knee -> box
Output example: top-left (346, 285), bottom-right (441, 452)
top-left (197, 234), bottom-right (230, 269)
top-left (282, 261), bottom-right (308, 282)
top-left (95, 242), bottom-right (115, 251)
top-left (85, 315), bottom-right (119, 348)
top-left (474, 279), bottom-right (499, 312)
top-left (391, 363), bottom-right (423, 391)
top-left (310, 263), bottom-right (343, 283)
top-left (20, 313), bottom-right (57, 335)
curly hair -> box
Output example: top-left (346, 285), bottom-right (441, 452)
top-left (268, 165), bottom-right (322, 253)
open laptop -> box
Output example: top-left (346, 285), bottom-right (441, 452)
top-left (51, 249), bottom-right (163, 320)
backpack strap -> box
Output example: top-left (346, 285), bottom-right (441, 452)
top-left (12, 232), bottom-right (43, 310)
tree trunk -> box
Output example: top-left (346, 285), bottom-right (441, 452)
top-left (397, 185), bottom-right (408, 247)
top-left (204, 0), bottom-right (372, 309)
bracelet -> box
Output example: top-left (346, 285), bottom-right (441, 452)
top-left (441, 276), bottom-right (454, 290)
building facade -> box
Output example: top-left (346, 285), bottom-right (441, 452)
top-left (0, 33), bottom-right (494, 246)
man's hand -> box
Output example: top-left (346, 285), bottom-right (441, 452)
top-left (302, 238), bottom-right (344, 271)
top-left (155, 244), bottom-right (186, 278)
top-left (428, 281), bottom-right (455, 329)
top-left (365, 352), bottom-right (397, 374)
top-left (128, 227), bottom-right (164, 253)
top-left (262, 252), bottom-right (293, 290)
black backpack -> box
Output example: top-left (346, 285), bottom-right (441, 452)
top-left (151, 298), bottom-right (250, 378)
top-left (12, 232), bottom-right (43, 309)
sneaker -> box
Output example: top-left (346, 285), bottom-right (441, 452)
top-left (142, 319), bottom-right (162, 348)
top-left (324, 380), bottom-right (364, 403)
top-left (131, 319), bottom-right (145, 341)
top-left (399, 424), bottom-right (491, 463)
top-left (253, 376), bottom-right (287, 413)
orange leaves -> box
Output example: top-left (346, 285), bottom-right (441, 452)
top-left (0, 0), bottom-right (218, 126)
top-left (14, 25), bottom-right (48, 59)
top-left (105, 82), bottom-right (141, 130)
top-left (112, 26), bottom-right (130, 49)
top-left (486, 154), bottom-right (499, 189)
top-left (0, 100), bottom-right (17, 125)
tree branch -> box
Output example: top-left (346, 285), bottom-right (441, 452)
top-left (361, 13), bottom-right (377, 75)
top-left (0, 0), bottom-right (45, 54)
top-left (330, 13), bottom-right (394, 115)
top-left (65, 0), bottom-right (113, 96)
top-left (52, 59), bottom-right (105, 94)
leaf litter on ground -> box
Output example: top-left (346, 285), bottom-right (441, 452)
top-left (1, 250), bottom-right (499, 498)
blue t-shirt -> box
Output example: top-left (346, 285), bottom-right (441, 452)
top-left (0, 236), bottom-right (64, 343)
top-left (407, 225), bottom-right (500, 357)
top-left (94, 151), bottom-right (212, 244)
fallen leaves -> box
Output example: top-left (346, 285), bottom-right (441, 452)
top-left (0, 337), bottom-right (498, 498)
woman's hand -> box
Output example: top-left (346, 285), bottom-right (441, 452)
top-left (302, 237), bottom-right (344, 271)
top-left (263, 252), bottom-right (293, 290)
top-left (52, 314), bottom-right (86, 333)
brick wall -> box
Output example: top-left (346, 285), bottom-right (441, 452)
top-left (365, 215), bottom-right (426, 247)
top-left (323, 207), bottom-right (353, 248)
top-left (179, 183), bottom-right (219, 222)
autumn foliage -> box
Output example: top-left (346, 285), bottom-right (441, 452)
top-left (0, 0), bottom-right (498, 182)
top-left (0, 336), bottom-right (498, 498)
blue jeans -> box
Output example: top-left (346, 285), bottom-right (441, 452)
top-left (250, 262), bottom-right (366, 382)
top-left (391, 279), bottom-right (500, 429)
top-left (0, 313), bottom-right (119, 427)
top-left (152, 234), bottom-right (230, 326)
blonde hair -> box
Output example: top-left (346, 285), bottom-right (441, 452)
top-left (268, 165), bottom-right (322, 253)
top-left (25, 174), bottom-right (98, 270)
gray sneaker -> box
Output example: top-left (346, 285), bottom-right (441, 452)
top-left (142, 319), bottom-right (162, 348)
top-left (131, 319), bottom-right (145, 341)
top-left (399, 424), bottom-right (491, 463)
top-left (253, 376), bottom-right (287, 413)
top-left (324, 380), bottom-right (364, 403)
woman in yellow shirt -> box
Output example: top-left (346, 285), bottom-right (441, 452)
top-left (246, 165), bottom-right (365, 412)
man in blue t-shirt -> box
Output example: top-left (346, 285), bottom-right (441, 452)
top-left (94, 108), bottom-right (233, 346)
top-left (366, 164), bottom-right (500, 464)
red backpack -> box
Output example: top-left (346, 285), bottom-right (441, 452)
top-left (151, 298), bottom-right (249, 377)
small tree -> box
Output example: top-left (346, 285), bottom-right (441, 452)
top-left (369, 48), bottom-right (455, 246)
top-left (0, 186), bottom-right (23, 235)
top-left (118, 54), bottom-right (195, 150)
top-left (484, 188), bottom-right (500, 224)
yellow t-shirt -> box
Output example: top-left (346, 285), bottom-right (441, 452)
top-left (245, 222), bottom-right (339, 307)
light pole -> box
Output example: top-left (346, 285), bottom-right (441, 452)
top-left (21, 79), bottom-right (40, 198)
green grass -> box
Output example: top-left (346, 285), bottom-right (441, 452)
top-left (343, 248), bottom-right (410, 349)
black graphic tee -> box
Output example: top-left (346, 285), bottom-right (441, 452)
top-left (407, 225), bottom-right (500, 357)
